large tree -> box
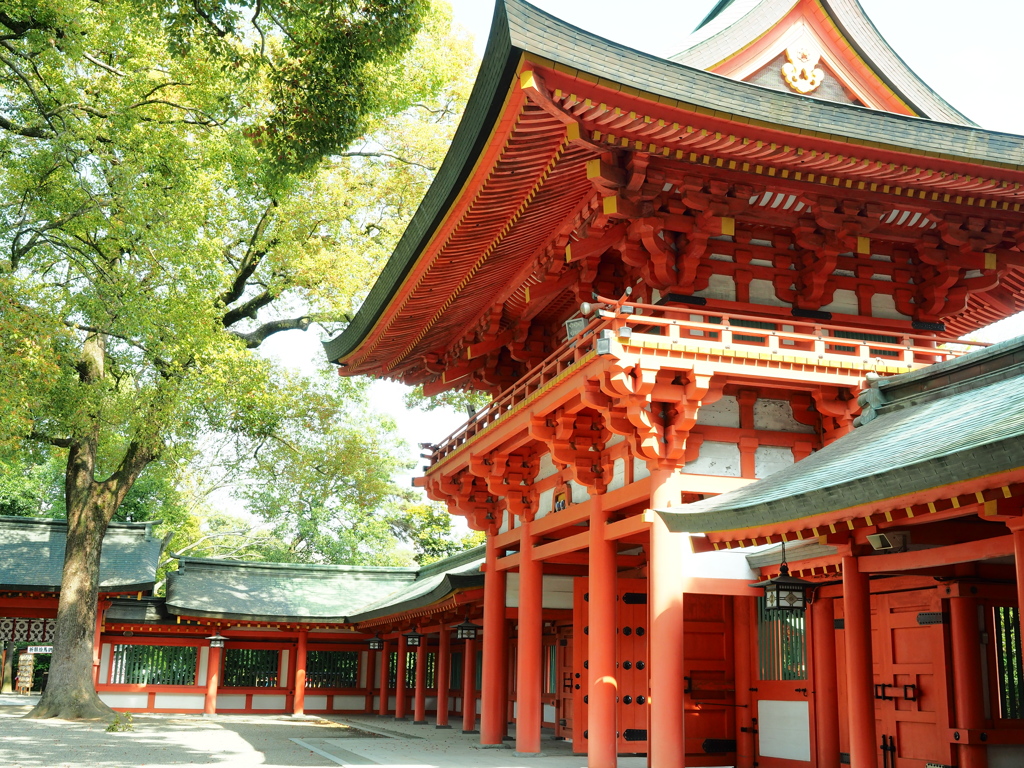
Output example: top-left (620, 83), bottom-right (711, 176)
top-left (0, 0), bottom-right (473, 719)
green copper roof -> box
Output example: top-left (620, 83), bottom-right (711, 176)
top-left (658, 335), bottom-right (1024, 536)
top-left (0, 517), bottom-right (163, 592)
top-left (164, 546), bottom-right (485, 625)
top-left (323, 0), bottom-right (1022, 367)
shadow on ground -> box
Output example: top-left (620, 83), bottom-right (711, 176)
top-left (0, 708), bottom-right (377, 768)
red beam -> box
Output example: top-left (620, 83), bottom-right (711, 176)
top-left (858, 535), bottom-right (1015, 573)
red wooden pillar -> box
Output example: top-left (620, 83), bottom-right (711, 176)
top-left (364, 647), bottom-right (377, 713)
top-left (462, 635), bottom-right (478, 733)
top-left (649, 468), bottom-right (685, 768)
top-left (1013, 526), bottom-right (1024, 630)
top-left (950, 592), bottom-right (987, 768)
top-left (414, 634), bottom-right (428, 724)
top-left (481, 534), bottom-right (508, 744)
top-left (436, 624), bottom-right (452, 728)
top-left (812, 597), bottom-right (841, 768)
top-left (516, 516), bottom-right (543, 754)
top-left (395, 633), bottom-right (409, 720)
top-left (204, 644), bottom-right (222, 715)
top-left (733, 596), bottom-right (755, 768)
top-left (92, 601), bottom-right (108, 686)
top-left (293, 630), bottom-right (308, 716)
top-left (378, 639), bottom-right (391, 716)
top-left (589, 492), bottom-right (617, 768)
top-left (842, 556), bottom-right (877, 768)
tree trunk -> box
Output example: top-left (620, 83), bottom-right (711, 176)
top-left (25, 493), bottom-right (115, 720)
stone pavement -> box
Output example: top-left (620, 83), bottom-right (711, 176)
top-left (0, 697), bottom-right (655, 768)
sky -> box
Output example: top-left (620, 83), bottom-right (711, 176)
top-left (264, 0), bottom-right (1024, 494)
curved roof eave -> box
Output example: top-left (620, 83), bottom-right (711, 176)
top-left (323, 0), bottom-right (1024, 369)
top-left (671, 0), bottom-right (974, 126)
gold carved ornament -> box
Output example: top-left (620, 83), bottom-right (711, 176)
top-left (782, 36), bottom-right (825, 94)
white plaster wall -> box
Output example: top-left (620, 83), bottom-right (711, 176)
top-left (749, 278), bottom-right (787, 307)
top-left (99, 643), bottom-right (111, 683)
top-left (755, 445), bottom-right (794, 479)
top-left (537, 488), bottom-right (554, 518)
top-left (535, 452), bottom-right (558, 481)
top-left (606, 433), bottom-right (624, 447)
top-left (498, 508), bottom-right (510, 535)
top-left (99, 692), bottom-right (148, 708)
top-left (758, 700), bottom-right (811, 761)
top-left (543, 703), bottom-right (557, 722)
top-left (216, 694), bottom-right (247, 709)
top-left (358, 651), bottom-right (367, 687)
top-left (506, 574), bottom-right (575, 609)
top-left (570, 481), bottom-right (590, 504)
top-left (988, 746), bottom-right (1024, 768)
top-left (781, 323), bottom-right (796, 346)
top-left (334, 695), bottom-right (366, 710)
top-left (821, 288), bottom-right (857, 316)
top-left (305, 695), bottom-right (329, 710)
top-left (682, 441), bottom-right (741, 477)
top-left (279, 649), bottom-right (290, 687)
top-left (606, 458), bottom-right (626, 492)
top-left (696, 273), bottom-right (736, 302)
top-left (872, 292), bottom-right (909, 320)
top-left (689, 313), bottom-right (709, 337)
top-left (697, 395), bottom-right (739, 428)
top-left (198, 646), bottom-right (209, 683)
top-left (154, 693), bottom-right (205, 710)
top-left (252, 694), bottom-right (287, 710)
top-left (633, 458), bottom-right (650, 481)
top-left (753, 399), bottom-right (814, 433)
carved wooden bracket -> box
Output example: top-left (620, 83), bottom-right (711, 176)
top-left (529, 408), bottom-right (609, 493)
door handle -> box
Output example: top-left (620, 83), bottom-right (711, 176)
top-left (794, 687), bottom-right (808, 697)
top-left (902, 684), bottom-right (917, 701)
top-left (874, 683), bottom-right (894, 700)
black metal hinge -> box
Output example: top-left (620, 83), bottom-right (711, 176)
top-left (834, 618), bottom-right (845, 629)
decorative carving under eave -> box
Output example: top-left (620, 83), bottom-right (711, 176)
top-left (529, 409), bottom-right (609, 493)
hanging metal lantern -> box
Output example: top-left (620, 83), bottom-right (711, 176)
top-left (367, 635), bottom-right (385, 651)
top-left (454, 617), bottom-right (481, 641)
top-left (206, 632), bottom-right (228, 648)
top-left (403, 630), bottom-right (423, 647)
top-left (750, 542), bottom-right (814, 612)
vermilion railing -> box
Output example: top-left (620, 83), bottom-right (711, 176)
top-left (423, 299), bottom-right (987, 469)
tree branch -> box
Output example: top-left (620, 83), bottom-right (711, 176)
top-left (221, 287), bottom-right (276, 328)
top-left (0, 113), bottom-right (50, 139)
top-left (218, 202), bottom-right (276, 308)
top-left (334, 151), bottom-right (436, 171)
top-left (230, 315), bottom-right (314, 348)
top-left (27, 431), bottom-right (73, 449)
top-left (83, 52), bottom-right (126, 78)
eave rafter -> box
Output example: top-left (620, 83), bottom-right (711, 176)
top-left (534, 66), bottom-right (1024, 208)
top-left (695, 479), bottom-right (1024, 553)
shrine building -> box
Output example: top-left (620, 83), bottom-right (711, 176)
top-left (321, 1), bottom-right (1024, 767)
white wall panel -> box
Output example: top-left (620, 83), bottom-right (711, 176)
top-left (755, 445), bottom-right (794, 478)
top-left (758, 700), bottom-right (811, 761)
top-left (698, 395), bottom-right (739, 428)
top-left (682, 441), bottom-right (740, 477)
top-left (333, 695), bottom-right (366, 710)
top-left (251, 694), bottom-right (287, 710)
top-left (304, 695), bottom-right (329, 710)
top-left (506, 574), bottom-right (575, 609)
top-left (606, 458), bottom-right (626, 492)
top-left (154, 693), bottom-right (205, 710)
top-left (754, 399), bottom-right (814, 433)
top-left (99, 692), bottom-right (148, 708)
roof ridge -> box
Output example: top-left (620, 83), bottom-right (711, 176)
top-left (174, 556), bottom-right (419, 575)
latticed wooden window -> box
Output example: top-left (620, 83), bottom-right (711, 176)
top-left (110, 644), bottom-right (197, 686)
top-left (387, 651), bottom-right (417, 688)
top-left (757, 597), bottom-right (807, 681)
top-left (306, 651), bottom-right (359, 689)
top-left (831, 329), bottom-right (900, 357)
top-left (994, 606), bottom-right (1022, 719)
top-left (223, 648), bottom-right (279, 688)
